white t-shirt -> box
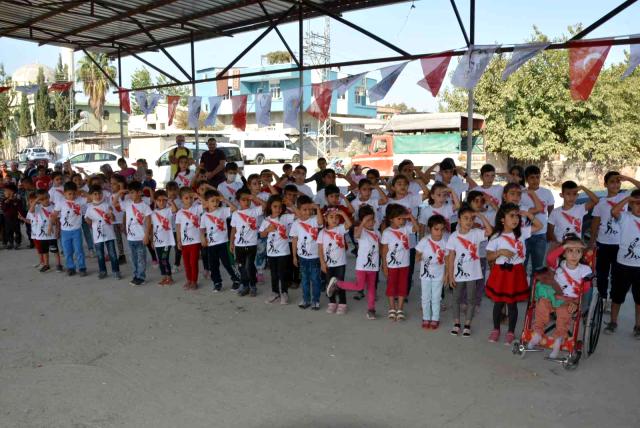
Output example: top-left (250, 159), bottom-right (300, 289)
top-left (486, 226), bottom-right (532, 265)
top-left (200, 207), bottom-right (231, 247)
top-left (416, 236), bottom-right (447, 281)
top-left (111, 194), bottom-right (125, 224)
top-left (319, 224), bottom-right (347, 267)
top-left (231, 207), bottom-right (263, 247)
top-left (389, 193), bottom-right (421, 248)
top-left (548, 204), bottom-right (588, 242)
top-left (616, 211), bottom-right (640, 267)
top-left (295, 183), bottom-right (314, 198)
top-left (474, 211), bottom-right (496, 258)
top-left (169, 197), bottom-right (183, 228)
top-left (520, 187), bottom-right (555, 235)
top-left (26, 212), bottom-right (38, 239)
top-left (176, 205), bottom-right (204, 245)
top-left (381, 224), bottom-right (413, 268)
top-left (85, 201), bottom-right (116, 243)
top-left (34, 204), bottom-right (56, 240)
top-left (55, 197), bottom-right (86, 231)
top-left (259, 214), bottom-right (295, 257)
top-left (355, 229), bottom-right (380, 272)
top-left (217, 181), bottom-right (244, 203)
top-left (592, 192), bottom-right (627, 245)
top-left (313, 186), bottom-right (348, 207)
top-left (555, 261), bottom-right (592, 298)
top-left (418, 203), bottom-right (455, 232)
top-left (351, 197), bottom-right (382, 228)
top-left (151, 208), bottom-right (175, 248)
top-left (48, 186), bottom-right (65, 206)
top-left (473, 184), bottom-right (503, 211)
top-left (123, 199), bottom-right (152, 242)
top-left (446, 228), bottom-right (487, 282)
top-left (290, 216), bottom-right (321, 259)
top-left (174, 170), bottom-right (195, 188)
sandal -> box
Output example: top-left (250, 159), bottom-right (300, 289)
top-left (387, 309), bottom-right (397, 320)
top-left (462, 325), bottom-right (471, 337)
top-left (396, 310), bottom-right (406, 321)
top-left (450, 323), bottom-right (461, 336)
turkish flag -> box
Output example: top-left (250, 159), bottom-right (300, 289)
top-left (417, 53), bottom-right (452, 97)
top-left (167, 95), bottom-right (180, 126)
top-left (231, 95), bottom-right (247, 131)
top-left (48, 82), bottom-right (73, 92)
top-left (0, 86), bottom-right (10, 94)
top-left (118, 88), bottom-right (131, 114)
top-left (307, 82), bottom-right (333, 121)
top-left (569, 41), bottom-right (611, 101)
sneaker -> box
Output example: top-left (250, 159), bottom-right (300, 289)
top-left (488, 329), bottom-right (500, 343)
top-left (527, 333), bottom-right (542, 350)
top-left (238, 287), bottom-right (250, 297)
top-left (114, 272), bottom-right (122, 280)
top-left (353, 290), bottom-right (365, 301)
top-left (56, 265), bottom-right (64, 272)
top-left (249, 288), bottom-right (257, 297)
top-left (326, 303), bottom-right (338, 314)
top-left (504, 332), bottom-right (515, 345)
top-left (326, 277), bottom-right (338, 298)
top-left (298, 301), bottom-right (311, 309)
top-left (129, 278), bottom-right (139, 286)
top-left (231, 281), bottom-right (241, 292)
top-left (135, 278), bottom-right (146, 286)
top-left (118, 255), bottom-right (127, 264)
top-left (33, 262), bottom-right (43, 268)
top-left (67, 269), bottom-right (76, 276)
top-left (280, 293), bottom-right (289, 305)
top-left (634, 326), bottom-right (640, 339)
top-left (422, 320), bottom-right (431, 330)
top-left (604, 321), bottom-right (618, 334)
top-left (79, 269), bottom-right (87, 277)
top-left (88, 249), bottom-right (96, 258)
top-left (430, 321), bottom-right (440, 330)
top-left (39, 265), bottom-right (51, 273)
top-left (265, 293), bottom-right (280, 304)
top-left (336, 304), bottom-right (348, 315)
top-left (311, 302), bottom-right (321, 311)
top-left (213, 284), bottom-right (222, 293)
top-left (366, 310), bottom-right (376, 320)
top-left (98, 271), bottom-right (108, 279)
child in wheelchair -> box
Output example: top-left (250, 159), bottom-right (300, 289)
top-left (528, 234), bottom-right (592, 358)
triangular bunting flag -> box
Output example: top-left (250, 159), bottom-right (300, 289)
top-left (368, 62), bottom-right (408, 102)
top-left (0, 86), bottom-right (10, 94)
top-left (118, 88), bottom-right (131, 114)
top-left (283, 88), bottom-right (302, 129)
top-left (307, 82), bottom-right (333, 121)
top-left (204, 96), bottom-right (223, 127)
top-left (256, 93), bottom-right (272, 128)
top-left (48, 82), bottom-right (73, 92)
top-left (16, 85), bottom-right (39, 95)
top-left (416, 54), bottom-right (452, 96)
top-left (622, 43), bottom-right (640, 79)
top-left (451, 45), bottom-right (498, 89)
top-left (187, 96), bottom-right (202, 129)
top-left (231, 95), bottom-right (248, 131)
top-left (329, 72), bottom-right (366, 97)
top-left (167, 95), bottom-right (180, 126)
top-left (569, 41), bottom-right (611, 101)
top-left (502, 42), bottom-right (550, 80)
top-left (147, 93), bottom-right (161, 114)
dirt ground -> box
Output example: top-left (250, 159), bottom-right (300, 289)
top-left (0, 246), bottom-right (639, 428)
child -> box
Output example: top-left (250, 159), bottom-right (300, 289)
top-left (166, 180), bottom-right (183, 270)
top-left (290, 195), bottom-right (324, 309)
top-left (381, 203), bottom-right (419, 321)
top-left (472, 164), bottom-right (503, 212)
top-left (351, 178), bottom-right (388, 225)
top-left (143, 169), bottom-right (157, 191)
top-left (259, 195), bottom-right (295, 304)
top-left (418, 182), bottom-right (459, 235)
top-left (548, 180), bottom-right (599, 246)
top-left (291, 165), bottom-right (314, 198)
top-left (18, 176), bottom-right (36, 248)
top-left (217, 162), bottom-right (244, 203)
top-left (1, 183), bottom-right (24, 249)
top-left (230, 187), bottom-right (265, 296)
top-left (486, 203), bottom-right (541, 344)
top-left (528, 235), bottom-right (592, 358)
top-left (313, 169), bottom-right (347, 208)
top-left (201, 189), bottom-right (241, 292)
top-left (21, 193), bottom-right (40, 265)
top-left (174, 156), bottom-right (195, 189)
top-left (84, 185), bottom-right (121, 279)
top-left (150, 189), bottom-right (176, 286)
top-left (322, 184), bottom-right (355, 223)
top-left (247, 173), bottom-right (276, 284)
top-left (175, 187), bottom-right (204, 290)
top-left (445, 204), bottom-right (493, 336)
top-left (416, 214), bottom-right (448, 329)
top-left (606, 190), bottom-right (640, 336)
top-left (327, 206), bottom-right (380, 319)
top-left (466, 190), bottom-right (497, 305)
top-left (52, 182), bottom-right (87, 276)
top-left (319, 206), bottom-right (353, 314)
top-left (48, 172), bottom-right (65, 206)
top-left (31, 189), bottom-right (63, 272)
top-left (508, 165), bottom-right (526, 188)
top-left (117, 181), bottom-right (152, 286)
top-left (110, 174), bottom-right (127, 264)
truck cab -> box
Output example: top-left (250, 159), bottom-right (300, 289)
top-left (352, 134), bottom-right (395, 176)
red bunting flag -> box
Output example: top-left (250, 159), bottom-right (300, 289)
top-left (48, 82), bottom-right (73, 92)
top-left (118, 88), bottom-right (131, 114)
top-left (307, 82), bottom-right (333, 121)
top-left (417, 53), bottom-right (452, 97)
top-left (167, 95), bottom-right (180, 126)
top-left (569, 41), bottom-right (611, 101)
top-left (0, 86), bottom-right (11, 94)
top-left (231, 95), bottom-right (247, 131)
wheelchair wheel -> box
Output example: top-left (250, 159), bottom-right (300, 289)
top-left (563, 349), bottom-right (581, 370)
top-left (583, 288), bottom-right (604, 357)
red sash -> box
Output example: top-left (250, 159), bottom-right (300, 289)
top-left (501, 235), bottom-right (525, 259)
top-left (237, 211), bottom-right (257, 230)
top-left (428, 239), bottom-right (445, 264)
top-left (456, 235), bottom-right (479, 260)
top-left (155, 212), bottom-right (171, 231)
top-left (390, 229), bottom-right (409, 249)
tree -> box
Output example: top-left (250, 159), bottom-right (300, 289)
top-left (439, 26), bottom-right (640, 168)
top-left (76, 52), bottom-right (116, 123)
top-left (18, 92), bottom-right (32, 136)
top-left (265, 51), bottom-right (292, 65)
top-left (0, 64), bottom-right (16, 145)
top-left (52, 54), bottom-right (71, 131)
top-left (34, 67), bottom-right (53, 132)
top-left (130, 67), bottom-right (153, 114)
top-left (382, 102), bottom-right (417, 113)
top-left (156, 74), bottom-right (191, 107)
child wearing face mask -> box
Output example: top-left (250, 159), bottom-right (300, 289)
top-left (217, 162), bottom-right (244, 204)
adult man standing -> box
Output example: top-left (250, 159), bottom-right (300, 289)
top-left (169, 135), bottom-right (193, 178)
top-left (200, 137), bottom-right (227, 186)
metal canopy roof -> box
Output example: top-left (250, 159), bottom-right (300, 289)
top-left (0, 0), bottom-right (410, 57)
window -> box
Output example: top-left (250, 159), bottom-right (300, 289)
top-left (269, 83), bottom-right (281, 99)
top-left (355, 87), bottom-right (367, 105)
top-left (157, 151), bottom-right (170, 166)
top-left (93, 152), bottom-right (115, 162)
top-left (303, 123), bottom-right (310, 134)
top-left (221, 147), bottom-right (242, 162)
top-left (102, 110), bottom-right (110, 120)
top-left (70, 153), bottom-right (90, 164)
top-left (373, 139), bottom-right (388, 153)
top-left (337, 93), bottom-right (346, 100)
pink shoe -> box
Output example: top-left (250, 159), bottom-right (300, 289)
top-left (430, 321), bottom-right (440, 330)
top-left (326, 303), bottom-right (338, 314)
top-left (422, 320), bottom-right (431, 330)
top-left (504, 331), bottom-right (515, 345)
top-left (336, 304), bottom-right (348, 315)
top-left (488, 329), bottom-right (500, 343)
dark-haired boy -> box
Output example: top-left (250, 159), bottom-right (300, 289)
top-left (1, 183), bottom-right (25, 249)
top-left (217, 162), bottom-right (244, 203)
top-left (548, 180), bottom-right (599, 245)
top-left (52, 182), bottom-right (87, 276)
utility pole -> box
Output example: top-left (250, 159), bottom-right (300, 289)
top-left (465, 0), bottom-right (475, 173)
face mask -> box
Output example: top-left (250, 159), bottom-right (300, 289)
top-left (227, 173), bottom-right (237, 182)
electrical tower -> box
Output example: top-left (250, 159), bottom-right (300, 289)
top-left (304, 17), bottom-right (331, 158)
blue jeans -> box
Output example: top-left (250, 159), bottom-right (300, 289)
top-left (95, 240), bottom-right (119, 274)
top-left (525, 233), bottom-right (547, 279)
top-left (299, 257), bottom-right (322, 304)
top-left (61, 228), bottom-right (86, 271)
top-left (128, 240), bottom-right (147, 280)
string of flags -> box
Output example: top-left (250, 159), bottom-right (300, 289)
top-left (0, 82), bottom-right (74, 95)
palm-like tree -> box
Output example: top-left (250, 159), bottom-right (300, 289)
top-left (76, 53), bottom-right (116, 123)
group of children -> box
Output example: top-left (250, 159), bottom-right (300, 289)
top-left (4, 155), bottom-right (640, 356)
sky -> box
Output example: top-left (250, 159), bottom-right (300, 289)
top-left (0, 0), bottom-right (638, 112)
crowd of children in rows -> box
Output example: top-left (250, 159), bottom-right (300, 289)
top-left (2, 155), bottom-right (640, 355)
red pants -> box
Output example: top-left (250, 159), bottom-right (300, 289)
top-left (181, 243), bottom-right (201, 283)
top-left (534, 298), bottom-right (572, 339)
top-left (386, 267), bottom-right (409, 297)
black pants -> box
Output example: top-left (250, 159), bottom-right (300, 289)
top-left (493, 302), bottom-right (518, 332)
top-left (206, 243), bottom-right (240, 286)
top-left (235, 245), bottom-right (257, 290)
top-left (173, 232), bottom-right (182, 266)
top-left (596, 243), bottom-right (618, 299)
top-left (407, 248), bottom-right (416, 294)
top-left (289, 242), bottom-right (300, 283)
top-left (327, 265), bottom-right (346, 304)
top-left (3, 218), bottom-right (21, 245)
top-left (25, 222), bottom-right (33, 245)
top-left (147, 242), bottom-right (157, 262)
top-left (156, 246), bottom-right (172, 276)
top-left (269, 255), bottom-right (291, 295)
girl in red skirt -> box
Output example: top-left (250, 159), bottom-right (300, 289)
top-left (485, 203), bottom-right (542, 344)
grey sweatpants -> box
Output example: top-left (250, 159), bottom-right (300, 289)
top-left (452, 280), bottom-right (477, 324)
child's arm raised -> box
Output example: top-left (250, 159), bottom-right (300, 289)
top-left (457, 166), bottom-right (478, 189)
top-left (354, 215), bottom-right (373, 239)
top-left (475, 213), bottom-right (494, 236)
top-left (338, 209), bottom-right (353, 229)
top-left (374, 184), bottom-right (389, 205)
top-left (415, 178), bottom-right (430, 201)
top-left (339, 194), bottom-right (355, 215)
top-left (579, 185), bottom-right (600, 211)
top-left (619, 174), bottom-right (640, 189)
top-left (314, 204), bottom-right (324, 227)
top-left (220, 197), bottom-right (238, 212)
top-left (406, 212), bottom-right (419, 234)
top-left (520, 209), bottom-right (542, 234)
top-left (526, 189), bottom-right (544, 214)
top-left (447, 186), bottom-right (461, 210)
top-left (611, 196), bottom-right (636, 219)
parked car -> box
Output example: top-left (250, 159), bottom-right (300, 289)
top-left (151, 142), bottom-right (244, 187)
top-left (59, 150), bottom-right (128, 175)
top-left (229, 132), bottom-right (299, 165)
top-left (18, 147), bottom-right (50, 162)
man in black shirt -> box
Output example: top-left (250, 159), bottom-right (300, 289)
top-left (200, 138), bottom-right (227, 186)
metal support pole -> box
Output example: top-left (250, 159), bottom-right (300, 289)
top-left (298, 2), bottom-right (304, 165)
top-left (191, 32), bottom-right (199, 166)
top-left (465, 0), bottom-right (475, 173)
top-left (117, 48), bottom-right (125, 157)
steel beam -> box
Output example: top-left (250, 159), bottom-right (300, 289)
top-left (81, 49), bottom-right (119, 88)
top-left (570, 0), bottom-right (638, 40)
top-left (449, 0), bottom-right (470, 47)
top-left (130, 52), bottom-right (182, 84)
top-left (465, 0), bottom-right (475, 172)
top-left (0, 0), bottom-right (85, 37)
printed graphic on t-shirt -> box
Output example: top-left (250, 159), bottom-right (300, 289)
top-left (421, 239), bottom-right (446, 279)
top-left (455, 236), bottom-right (479, 278)
top-left (361, 230), bottom-right (379, 270)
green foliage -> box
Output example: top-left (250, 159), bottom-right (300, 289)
top-left (77, 52), bottom-right (116, 121)
top-left (382, 102), bottom-right (417, 113)
top-left (34, 67), bottom-right (53, 132)
top-left (52, 54), bottom-right (71, 131)
top-left (130, 67), bottom-right (153, 114)
top-left (0, 64), bottom-right (16, 144)
top-left (439, 27), bottom-right (640, 168)
top-left (156, 74), bottom-right (190, 107)
top-left (18, 91), bottom-right (32, 136)
top-left (265, 51), bottom-right (292, 65)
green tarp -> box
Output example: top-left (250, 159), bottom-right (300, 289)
top-left (393, 133), bottom-right (483, 154)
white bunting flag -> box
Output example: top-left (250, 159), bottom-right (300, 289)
top-left (16, 84), bottom-right (39, 95)
top-left (451, 45), bottom-right (499, 89)
top-left (134, 91), bottom-right (148, 114)
top-left (134, 92), bottom-right (161, 116)
top-left (204, 96), bottom-right (223, 127)
top-left (329, 72), bottom-right (367, 97)
top-left (622, 43), bottom-right (640, 79)
top-left (187, 96), bottom-right (202, 129)
top-left (256, 93), bottom-right (272, 128)
top-left (283, 87), bottom-right (302, 129)
top-left (368, 62), bottom-right (408, 103)
top-left (502, 42), bottom-right (550, 80)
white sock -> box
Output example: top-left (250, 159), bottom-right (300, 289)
top-left (549, 337), bottom-right (562, 359)
top-left (528, 333), bottom-right (542, 350)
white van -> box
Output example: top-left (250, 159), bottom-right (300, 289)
top-left (151, 142), bottom-right (244, 187)
top-left (230, 132), bottom-right (299, 165)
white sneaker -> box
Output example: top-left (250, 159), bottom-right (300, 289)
top-left (265, 293), bottom-right (279, 304)
top-left (528, 333), bottom-right (542, 350)
top-left (549, 337), bottom-right (562, 359)
top-left (326, 277), bottom-right (338, 297)
top-left (280, 293), bottom-right (289, 305)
